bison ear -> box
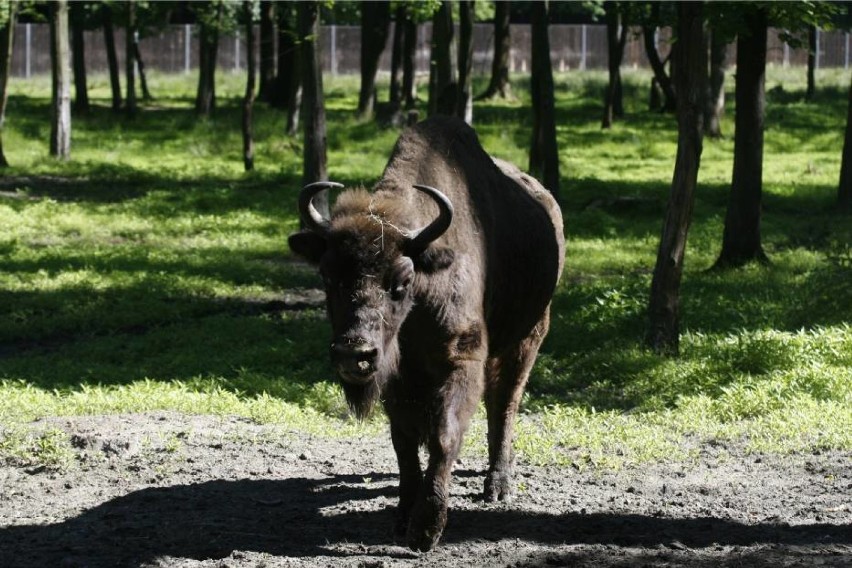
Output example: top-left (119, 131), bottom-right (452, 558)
top-left (288, 231), bottom-right (327, 264)
top-left (412, 246), bottom-right (455, 274)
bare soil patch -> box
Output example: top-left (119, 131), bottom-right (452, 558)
top-left (1, 413), bottom-right (850, 567)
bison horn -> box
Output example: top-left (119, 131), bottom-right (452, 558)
top-left (299, 181), bottom-right (342, 236)
top-left (406, 184), bottom-right (454, 255)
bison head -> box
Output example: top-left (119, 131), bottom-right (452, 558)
top-left (288, 182), bottom-right (455, 417)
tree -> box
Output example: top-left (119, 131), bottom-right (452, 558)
top-left (388, 4), bottom-right (406, 112)
top-left (0, 0), bottom-right (17, 167)
top-left (102, 3), bottom-right (122, 113)
top-left (456, 0), bottom-right (474, 123)
top-left (258, 0), bottom-right (275, 102)
top-left (477, 0), bottom-right (511, 100)
top-left (642, 2), bottom-right (676, 113)
top-left (195, 1), bottom-right (224, 117)
top-left (132, 27), bottom-right (152, 101)
top-left (529, 0), bottom-right (559, 199)
top-left (806, 24), bottom-right (817, 100)
top-left (299, 1), bottom-right (329, 217)
top-left (401, 9), bottom-right (417, 110)
top-left (428, 1), bottom-right (456, 116)
top-left (714, 6), bottom-right (768, 268)
top-left (70, 1), bottom-right (89, 113)
top-left (839, 74), bottom-right (852, 210)
top-left (357, 1), bottom-right (391, 119)
top-left (242, 0), bottom-right (257, 171)
top-left (601, 0), bottom-right (628, 129)
top-left (125, 0), bottom-right (137, 117)
top-left (704, 29), bottom-right (727, 138)
top-left (50, 0), bottom-right (72, 160)
top-left (274, 3), bottom-right (301, 136)
top-left (646, 2), bottom-right (706, 356)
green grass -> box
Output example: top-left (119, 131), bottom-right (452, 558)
top-left (1, 67), bottom-right (851, 470)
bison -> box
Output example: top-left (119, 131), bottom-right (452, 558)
top-left (288, 116), bottom-right (564, 551)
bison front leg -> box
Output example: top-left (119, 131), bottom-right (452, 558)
top-left (389, 418), bottom-right (422, 541)
top-left (407, 359), bottom-right (484, 552)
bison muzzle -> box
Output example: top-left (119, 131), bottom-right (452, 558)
top-left (289, 116), bottom-right (565, 551)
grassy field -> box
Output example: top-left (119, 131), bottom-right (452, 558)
top-left (1, 67), bottom-right (851, 469)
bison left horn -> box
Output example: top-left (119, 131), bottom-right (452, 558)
top-left (406, 184), bottom-right (454, 255)
top-left (299, 181), bottom-right (342, 236)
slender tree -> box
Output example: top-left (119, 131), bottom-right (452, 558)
top-left (806, 24), bottom-right (817, 100)
top-left (456, 0), bottom-right (474, 123)
top-left (102, 3), bottom-right (122, 113)
top-left (401, 10), bottom-right (417, 109)
top-left (357, 1), bottom-right (391, 119)
top-left (243, 0), bottom-right (256, 171)
top-left (125, 0), bottom-right (138, 117)
top-left (70, 1), bottom-right (89, 113)
top-left (50, 0), bottom-right (72, 160)
top-left (477, 0), bottom-right (511, 100)
top-left (389, 4), bottom-right (406, 112)
top-left (602, 0), bottom-right (628, 128)
top-left (839, 74), bottom-right (852, 210)
top-left (299, 1), bottom-right (329, 217)
top-left (274, 4), bottom-right (301, 135)
top-left (646, 2), bottom-right (706, 355)
top-left (529, 0), bottom-right (559, 199)
top-left (132, 30), bottom-right (151, 101)
top-left (258, 0), bottom-right (275, 102)
top-left (195, 2), bottom-right (223, 117)
top-left (714, 6), bottom-right (769, 268)
top-left (428, 1), bottom-right (456, 116)
top-left (704, 30), bottom-right (727, 138)
top-left (0, 0), bottom-right (17, 167)
top-left (642, 3), bottom-right (676, 113)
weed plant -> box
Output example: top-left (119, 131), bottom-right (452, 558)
top-left (1, 67), bottom-right (850, 469)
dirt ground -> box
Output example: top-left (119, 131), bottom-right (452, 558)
top-left (1, 412), bottom-right (850, 568)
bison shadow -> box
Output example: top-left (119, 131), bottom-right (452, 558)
top-left (0, 473), bottom-right (849, 567)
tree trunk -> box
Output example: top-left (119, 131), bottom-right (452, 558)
top-left (529, 0), bottom-right (559, 200)
top-left (456, 0), bottom-right (474, 123)
top-left (258, 0), bottom-right (276, 102)
top-left (389, 5), bottom-right (406, 111)
top-left (402, 15), bottom-right (417, 110)
top-left (643, 25), bottom-right (676, 112)
top-left (839, 75), bottom-right (852, 211)
top-left (806, 24), bottom-right (816, 101)
top-left (646, 2), bottom-right (706, 356)
top-left (274, 5), bottom-right (301, 135)
top-left (602, 0), bottom-right (627, 128)
top-left (103, 5), bottom-right (122, 113)
top-left (299, 1), bottom-right (329, 219)
top-left (715, 8), bottom-right (768, 268)
top-left (428, 1), bottom-right (456, 117)
top-left (70, 1), bottom-right (89, 114)
top-left (125, 1), bottom-right (137, 117)
top-left (357, 1), bottom-right (390, 119)
top-left (195, 4), bottom-right (221, 117)
top-left (0, 2), bottom-right (17, 167)
top-left (704, 30), bottom-right (727, 138)
top-left (50, 0), bottom-right (72, 160)
top-left (133, 35), bottom-right (152, 101)
top-left (477, 0), bottom-right (510, 100)
top-left (242, 1), bottom-right (256, 171)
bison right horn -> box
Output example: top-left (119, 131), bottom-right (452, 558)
top-left (299, 181), bottom-right (342, 236)
top-left (406, 184), bottom-right (454, 255)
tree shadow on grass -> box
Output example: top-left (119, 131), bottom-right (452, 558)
top-left (0, 474), bottom-right (848, 567)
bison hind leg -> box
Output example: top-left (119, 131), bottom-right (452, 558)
top-left (484, 308), bottom-right (551, 502)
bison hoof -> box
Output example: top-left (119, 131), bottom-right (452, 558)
top-left (484, 470), bottom-right (514, 502)
top-left (406, 497), bottom-right (447, 552)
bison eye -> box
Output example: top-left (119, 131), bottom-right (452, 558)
top-left (390, 274), bottom-right (412, 300)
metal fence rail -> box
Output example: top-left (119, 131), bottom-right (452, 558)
top-left (9, 23), bottom-right (852, 78)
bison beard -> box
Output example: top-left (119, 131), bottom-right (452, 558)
top-left (289, 116), bottom-right (565, 551)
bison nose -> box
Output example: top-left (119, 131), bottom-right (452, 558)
top-left (330, 342), bottom-right (378, 384)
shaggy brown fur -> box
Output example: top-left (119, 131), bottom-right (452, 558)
top-left (289, 116), bottom-right (564, 551)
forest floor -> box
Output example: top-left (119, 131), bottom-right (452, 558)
top-left (1, 412), bottom-right (850, 568)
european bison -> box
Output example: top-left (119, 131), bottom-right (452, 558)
top-left (288, 116), bottom-right (564, 551)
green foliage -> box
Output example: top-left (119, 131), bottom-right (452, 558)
top-left (0, 67), bottom-right (850, 468)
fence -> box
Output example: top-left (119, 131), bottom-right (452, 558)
top-left (9, 23), bottom-right (852, 79)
